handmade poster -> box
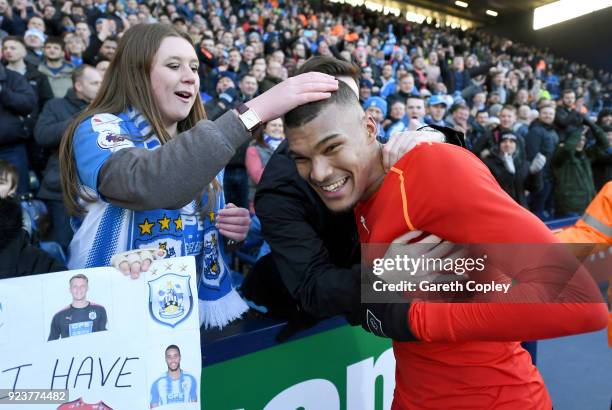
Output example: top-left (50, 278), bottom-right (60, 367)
top-left (0, 256), bottom-right (200, 410)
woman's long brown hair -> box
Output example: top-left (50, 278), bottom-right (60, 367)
top-left (60, 23), bottom-right (209, 216)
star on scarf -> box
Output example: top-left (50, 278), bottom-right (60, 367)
top-left (174, 216), bottom-right (183, 231)
top-left (158, 214), bottom-right (171, 231)
top-left (139, 218), bottom-right (154, 235)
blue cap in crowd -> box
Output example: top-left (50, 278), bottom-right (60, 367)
top-left (428, 94), bottom-right (449, 108)
top-left (217, 71), bottom-right (237, 86)
top-left (363, 97), bottom-right (388, 118)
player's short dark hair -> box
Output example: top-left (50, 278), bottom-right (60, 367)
top-left (284, 56), bottom-right (362, 129)
top-left (165, 344), bottom-right (181, 355)
top-left (284, 80), bottom-right (359, 129)
top-left (294, 56), bottom-right (360, 85)
top-left (69, 273), bottom-right (89, 284)
top-left (476, 109), bottom-right (488, 116)
top-left (0, 160), bottom-right (18, 190)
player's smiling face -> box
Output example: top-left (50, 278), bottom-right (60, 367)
top-left (287, 103), bottom-right (380, 212)
top-left (165, 348), bottom-right (181, 372)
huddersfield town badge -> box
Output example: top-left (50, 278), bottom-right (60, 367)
top-left (148, 273), bottom-right (193, 328)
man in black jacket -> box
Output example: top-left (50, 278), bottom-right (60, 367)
top-left (483, 132), bottom-right (544, 208)
top-left (3, 36), bottom-right (54, 173)
top-left (525, 104), bottom-right (559, 219)
top-left (3, 36), bottom-right (53, 109)
top-left (34, 64), bottom-right (101, 248)
top-left (252, 57), bottom-right (463, 340)
top-left (554, 89), bottom-right (584, 142)
top-left (254, 140), bottom-right (362, 322)
top-left (252, 58), bottom-right (363, 324)
top-left (0, 63), bottom-right (36, 194)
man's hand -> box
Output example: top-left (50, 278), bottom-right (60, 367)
top-left (360, 231), bottom-right (468, 340)
top-left (217, 203), bottom-right (250, 243)
top-left (110, 248), bottom-right (167, 279)
top-left (381, 129), bottom-right (445, 172)
top-left (379, 230), bottom-right (468, 286)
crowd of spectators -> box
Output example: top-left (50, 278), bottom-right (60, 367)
top-left (0, 0), bottom-right (611, 255)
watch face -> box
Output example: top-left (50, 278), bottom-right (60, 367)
top-left (241, 110), bottom-right (260, 130)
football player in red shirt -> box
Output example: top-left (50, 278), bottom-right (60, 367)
top-left (284, 81), bottom-right (608, 409)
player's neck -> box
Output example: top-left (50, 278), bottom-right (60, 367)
top-left (361, 146), bottom-right (386, 201)
top-left (72, 300), bottom-right (89, 308)
top-left (168, 369), bottom-right (181, 379)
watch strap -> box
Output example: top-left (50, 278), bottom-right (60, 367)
top-left (236, 103), bottom-right (249, 115)
top-left (236, 103), bottom-right (263, 134)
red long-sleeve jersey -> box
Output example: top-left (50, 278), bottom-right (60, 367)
top-left (355, 142), bottom-right (608, 409)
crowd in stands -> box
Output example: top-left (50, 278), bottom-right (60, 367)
top-left (0, 0), bottom-right (611, 263)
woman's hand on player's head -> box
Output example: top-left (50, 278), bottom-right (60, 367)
top-left (245, 72), bottom-right (338, 123)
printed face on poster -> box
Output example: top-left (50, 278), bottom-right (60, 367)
top-left (0, 256), bottom-right (201, 410)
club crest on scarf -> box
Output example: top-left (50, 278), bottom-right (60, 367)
top-left (200, 211), bottom-right (227, 289)
top-left (148, 273), bottom-right (193, 328)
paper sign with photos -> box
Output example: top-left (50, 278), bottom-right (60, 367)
top-left (0, 256), bottom-right (201, 410)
